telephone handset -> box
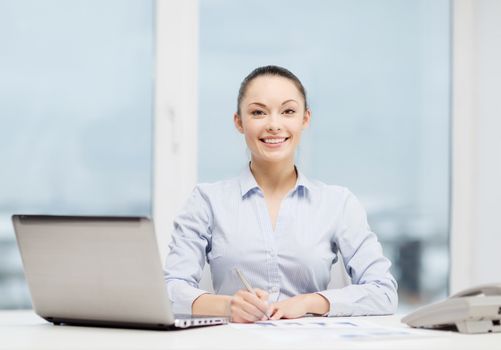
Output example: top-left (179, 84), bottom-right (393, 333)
top-left (402, 283), bottom-right (501, 334)
top-left (451, 284), bottom-right (501, 298)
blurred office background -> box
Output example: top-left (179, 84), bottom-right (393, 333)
top-left (0, 0), bottom-right (154, 307)
top-left (0, 0), bottom-right (455, 311)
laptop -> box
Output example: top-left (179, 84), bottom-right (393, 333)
top-left (12, 215), bottom-right (228, 330)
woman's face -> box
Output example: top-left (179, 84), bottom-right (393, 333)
top-left (234, 75), bottom-right (310, 165)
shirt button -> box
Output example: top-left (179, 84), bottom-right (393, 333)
top-left (270, 286), bottom-right (279, 293)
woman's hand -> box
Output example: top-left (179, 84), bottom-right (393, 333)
top-left (229, 288), bottom-right (270, 323)
top-left (268, 293), bottom-right (330, 320)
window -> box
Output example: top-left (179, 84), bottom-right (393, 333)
top-left (198, 0), bottom-right (450, 310)
top-left (0, 0), bottom-right (154, 308)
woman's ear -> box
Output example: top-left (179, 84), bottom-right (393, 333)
top-left (302, 109), bottom-right (311, 129)
top-left (234, 113), bottom-right (244, 134)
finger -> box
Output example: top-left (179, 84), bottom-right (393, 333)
top-left (270, 308), bottom-right (284, 320)
top-left (239, 298), bottom-right (268, 319)
top-left (231, 304), bottom-right (259, 323)
top-left (265, 303), bottom-right (280, 319)
top-left (267, 304), bottom-right (279, 317)
top-left (240, 291), bottom-right (269, 315)
top-left (254, 288), bottom-right (269, 302)
top-left (232, 294), bottom-right (267, 320)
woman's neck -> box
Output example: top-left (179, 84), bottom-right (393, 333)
top-left (249, 158), bottom-right (297, 196)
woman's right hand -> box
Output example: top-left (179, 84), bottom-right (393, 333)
top-left (229, 288), bottom-right (270, 323)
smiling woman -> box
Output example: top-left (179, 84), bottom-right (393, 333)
top-left (164, 65), bottom-right (398, 323)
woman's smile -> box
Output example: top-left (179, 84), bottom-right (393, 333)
top-left (260, 136), bottom-right (290, 148)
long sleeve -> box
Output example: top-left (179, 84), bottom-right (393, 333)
top-left (317, 189), bottom-right (398, 316)
top-left (164, 186), bottom-right (212, 315)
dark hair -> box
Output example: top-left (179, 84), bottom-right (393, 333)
top-left (236, 65), bottom-right (308, 115)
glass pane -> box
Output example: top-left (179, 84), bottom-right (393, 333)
top-left (0, 0), bottom-right (154, 308)
top-left (199, 0), bottom-right (450, 310)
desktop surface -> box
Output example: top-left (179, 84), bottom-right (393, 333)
top-left (1, 310), bottom-right (501, 350)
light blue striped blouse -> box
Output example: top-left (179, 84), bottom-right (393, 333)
top-left (164, 165), bottom-right (398, 316)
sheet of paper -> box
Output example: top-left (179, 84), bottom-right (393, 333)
top-left (229, 317), bottom-right (441, 342)
top-left (231, 318), bottom-right (367, 329)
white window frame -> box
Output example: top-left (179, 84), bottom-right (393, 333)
top-left (153, 0), bottom-right (199, 263)
top-left (450, 0), bottom-right (475, 294)
top-left (450, 0), bottom-right (501, 293)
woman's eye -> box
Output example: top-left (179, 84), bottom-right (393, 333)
top-left (283, 109), bottom-right (296, 115)
top-left (251, 110), bottom-right (265, 117)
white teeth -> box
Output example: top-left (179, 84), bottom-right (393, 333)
top-left (262, 138), bottom-right (286, 144)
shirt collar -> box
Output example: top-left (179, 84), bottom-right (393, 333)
top-left (295, 169), bottom-right (312, 195)
top-left (239, 164), bottom-right (260, 197)
top-left (239, 163), bottom-right (312, 198)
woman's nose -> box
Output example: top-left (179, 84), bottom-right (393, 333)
top-left (265, 113), bottom-right (282, 132)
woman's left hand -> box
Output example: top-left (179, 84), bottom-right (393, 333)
top-left (268, 295), bottom-right (308, 320)
top-left (268, 293), bottom-right (330, 320)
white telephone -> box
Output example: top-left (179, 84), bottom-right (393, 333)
top-left (402, 283), bottom-right (501, 334)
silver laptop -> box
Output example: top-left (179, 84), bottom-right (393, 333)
top-left (12, 215), bottom-right (228, 330)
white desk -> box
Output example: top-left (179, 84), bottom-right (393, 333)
top-left (1, 310), bottom-right (500, 350)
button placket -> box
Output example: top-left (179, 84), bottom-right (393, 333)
top-left (252, 190), bottom-right (274, 291)
top-left (269, 198), bottom-right (286, 296)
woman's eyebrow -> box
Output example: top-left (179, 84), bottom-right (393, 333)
top-left (281, 99), bottom-right (298, 105)
top-left (248, 100), bottom-right (298, 108)
top-left (248, 102), bottom-right (267, 108)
